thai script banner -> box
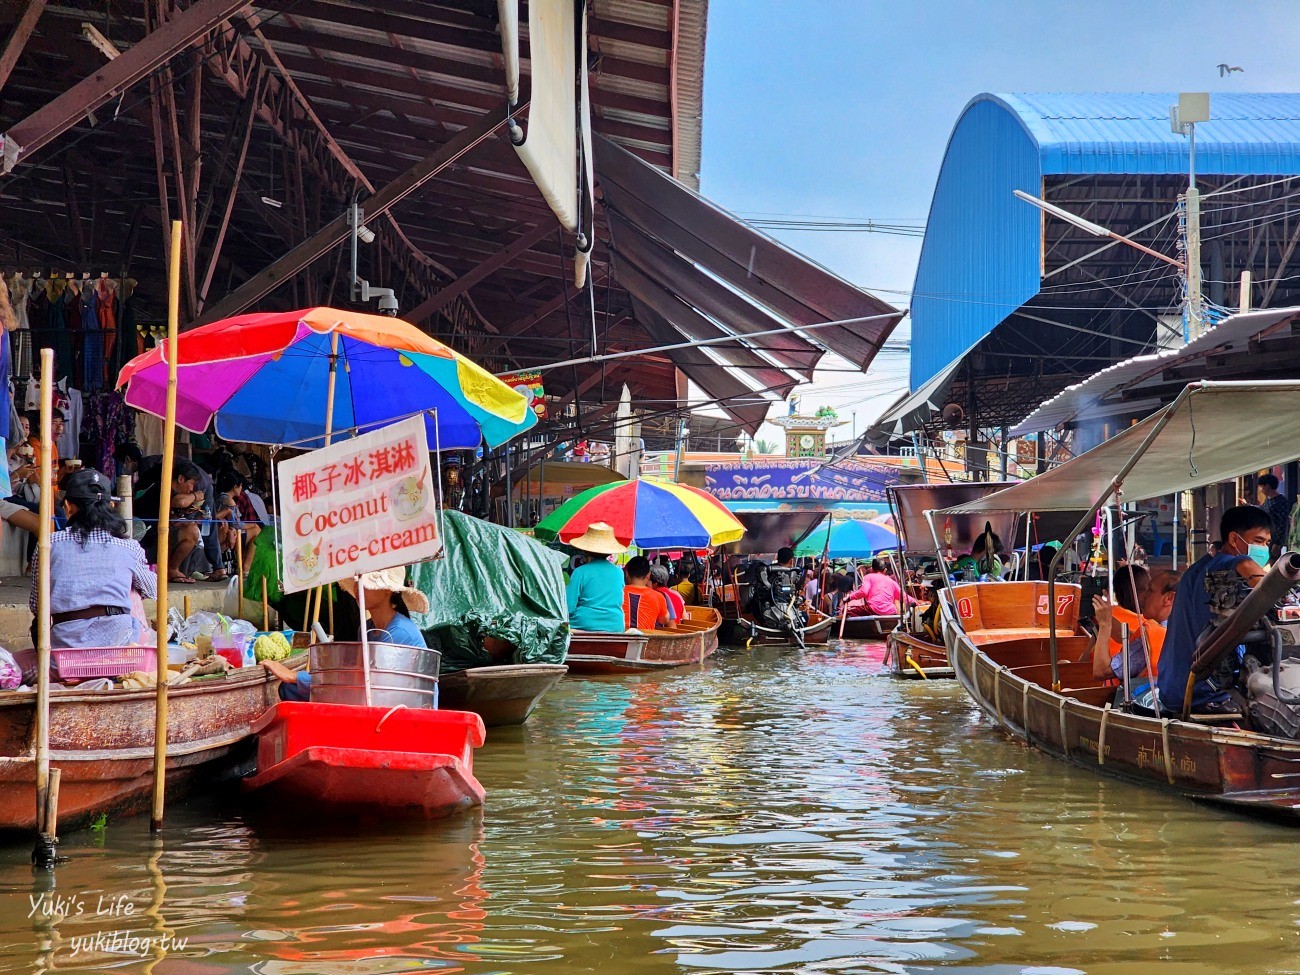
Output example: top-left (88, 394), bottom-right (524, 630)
top-left (277, 415), bottom-right (442, 593)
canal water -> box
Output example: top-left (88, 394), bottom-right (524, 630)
top-left (2, 641), bottom-right (1299, 973)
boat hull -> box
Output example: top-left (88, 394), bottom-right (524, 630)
top-left (838, 614), bottom-right (900, 641)
top-left (437, 664), bottom-right (568, 726)
top-left (942, 582), bottom-right (1300, 822)
top-left (567, 608), bottom-right (721, 674)
top-left (887, 629), bottom-right (953, 679)
top-left (244, 702), bottom-right (485, 819)
top-left (0, 662), bottom-right (287, 832)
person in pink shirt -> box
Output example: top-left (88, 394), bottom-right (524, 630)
top-left (649, 564), bottom-right (687, 621)
top-left (844, 558), bottom-right (903, 617)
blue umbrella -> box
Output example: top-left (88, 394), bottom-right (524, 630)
top-left (795, 518), bottom-right (897, 559)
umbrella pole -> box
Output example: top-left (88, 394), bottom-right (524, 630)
top-left (357, 574), bottom-right (372, 707)
top-left (312, 331), bottom-right (340, 637)
top-left (261, 577), bottom-right (269, 631)
top-left (235, 535), bottom-right (244, 620)
top-left (32, 347), bottom-right (55, 867)
top-left (152, 219), bottom-right (182, 833)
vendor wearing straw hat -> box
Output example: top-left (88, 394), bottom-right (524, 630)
top-left (565, 522), bottom-right (627, 632)
top-left (261, 566), bottom-right (430, 701)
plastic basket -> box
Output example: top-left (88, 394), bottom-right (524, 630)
top-left (53, 646), bottom-right (158, 680)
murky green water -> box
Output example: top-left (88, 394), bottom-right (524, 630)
top-left (2, 642), bottom-right (1299, 974)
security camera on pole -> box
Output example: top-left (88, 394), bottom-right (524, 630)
top-left (349, 202), bottom-right (400, 316)
top-left (1171, 92), bottom-right (1210, 340)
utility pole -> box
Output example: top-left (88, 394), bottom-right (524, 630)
top-left (1171, 93), bottom-right (1210, 339)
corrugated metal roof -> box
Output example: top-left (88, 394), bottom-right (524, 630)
top-left (1009, 307), bottom-right (1300, 435)
top-left (997, 92), bottom-right (1300, 175)
top-left (909, 92), bottom-right (1300, 390)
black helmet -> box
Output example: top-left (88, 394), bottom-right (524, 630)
top-left (62, 468), bottom-right (116, 504)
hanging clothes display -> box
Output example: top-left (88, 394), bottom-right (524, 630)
top-left (92, 276), bottom-right (118, 392)
top-left (25, 375), bottom-right (82, 460)
top-left (43, 279), bottom-right (73, 382)
top-left (7, 274), bottom-right (32, 379)
top-left (82, 391), bottom-right (134, 477)
top-left (134, 409), bottom-right (165, 457)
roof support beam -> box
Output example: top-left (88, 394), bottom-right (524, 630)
top-left (499, 267), bottom-right (609, 338)
top-left (406, 222), bottom-right (554, 323)
top-left (196, 109), bottom-right (507, 324)
top-left (2, 0), bottom-right (250, 171)
top-left (0, 0), bottom-right (46, 95)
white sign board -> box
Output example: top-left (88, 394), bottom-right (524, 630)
top-left (277, 415), bottom-right (442, 594)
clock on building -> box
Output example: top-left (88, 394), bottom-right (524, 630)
top-left (799, 434), bottom-right (815, 449)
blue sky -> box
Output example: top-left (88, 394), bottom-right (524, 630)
top-left (698, 0), bottom-right (1299, 444)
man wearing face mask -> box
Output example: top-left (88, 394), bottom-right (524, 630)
top-left (1156, 506), bottom-right (1272, 717)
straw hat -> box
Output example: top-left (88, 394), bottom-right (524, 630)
top-left (338, 566), bottom-right (430, 614)
top-left (568, 521), bottom-right (627, 555)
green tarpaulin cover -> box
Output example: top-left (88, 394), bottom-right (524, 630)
top-left (409, 510), bottom-right (570, 672)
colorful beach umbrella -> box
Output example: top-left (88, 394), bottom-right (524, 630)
top-left (534, 480), bottom-right (745, 549)
top-left (795, 518), bottom-right (897, 559)
top-left (117, 307), bottom-right (536, 449)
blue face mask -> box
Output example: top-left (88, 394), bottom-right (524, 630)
top-left (1248, 543), bottom-right (1271, 565)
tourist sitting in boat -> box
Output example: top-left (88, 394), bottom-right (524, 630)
top-left (649, 564), bottom-right (687, 621)
top-left (262, 566), bottom-right (431, 702)
top-left (1154, 506), bottom-right (1271, 717)
top-left (33, 468), bottom-right (157, 650)
top-left (843, 558), bottom-right (903, 617)
top-left (624, 555), bottom-right (675, 631)
top-left (564, 522), bottom-right (628, 631)
top-left (1089, 566), bottom-right (1181, 685)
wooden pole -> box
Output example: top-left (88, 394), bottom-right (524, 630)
top-left (32, 346), bottom-right (55, 866)
top-left (327, 585), bottom-right (334, 639)
top-left (151, 219), bottom-right (182, 833)
top-left (357, 574), bottom-right (372, 707)
top-left (261, 577), bottom-right (269, 631)
top-left (311, 331), bottom-right (340, 635)
top-left (183, 594), bottom-right (191, 620)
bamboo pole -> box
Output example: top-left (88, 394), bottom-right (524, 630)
top-left (327, 585), bottom-right (334, 639)
top-left (151, 219), bottom-right (182, 833)
top-left (357, 574), bottom-right (373, 707)
top-left (260, 577), bottom-right (269, 631)
top-left (183, 594), bottom-right (191, 619)
top-left (32, 347), bottom-right (55, 866)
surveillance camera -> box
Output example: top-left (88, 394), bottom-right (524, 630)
top-left (377, 292), bottom-right (399, 315)
top-left (357, 225), bottom-right (376, 244)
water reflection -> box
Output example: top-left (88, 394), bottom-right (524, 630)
top-left (1, 641), bottom-right (1299, 973)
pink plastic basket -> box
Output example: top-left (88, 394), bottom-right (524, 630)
top-left (52, 646), bottom-right (157, 680)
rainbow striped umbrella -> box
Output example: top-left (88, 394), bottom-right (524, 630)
top-left (534, 479), bottom-right (745, 549)
top-left (117, 307), bottom-right (536, 449)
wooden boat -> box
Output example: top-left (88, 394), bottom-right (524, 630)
top-left (941, 578), bottom-right (1300, 821)
top-left (566, 607), bottom-right (722, 674)
top-left (712, 572), bottom-right (836, 648)
top-left (0, 656), bottom-right (294, 833)
top-left (886, 626), bottom-right (953, 679)
top-left (244, 701), bottom-right (485, 819)
top-left (935, 380), bottom-right (1300, 821)
top-left (880, 481), bottom-right (1024, 679)
top-left (437, 663), bottom-right (568, 726)
top-left (837, 613), bottom-right (900, 641)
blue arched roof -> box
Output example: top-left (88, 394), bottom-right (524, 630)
top-left (910, 92), bottom-right (1300, 388)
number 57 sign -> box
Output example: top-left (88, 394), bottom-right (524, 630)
top-left (277, 415), bottom-right (443, 594)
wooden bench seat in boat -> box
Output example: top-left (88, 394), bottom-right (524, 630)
top-left (949, 581), bottom-right (1083, 636)
top-left (975, 636), bottom-right (1093, 669)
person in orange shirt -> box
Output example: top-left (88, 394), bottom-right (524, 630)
top-left (623, 555), bottom-right (674, 631)
top-left (1090, 566), bottom-right (1180, 681)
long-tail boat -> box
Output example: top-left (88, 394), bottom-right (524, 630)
top-left (566, 607), bottom-right (722, 674)
top-left (0, 658), bottom-right (292, 832)
top-left (938, 381), bottom-right (1300, 821)
top-left (883, 482), bottom-right (1021, 678)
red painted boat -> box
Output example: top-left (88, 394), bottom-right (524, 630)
top-left (244, 702), bottom-right (486, 819)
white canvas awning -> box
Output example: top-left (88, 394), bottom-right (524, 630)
top-left (942, 381), bottom-right (1300, 514)
top-left (1010, 308), bottom-right (1300, 436)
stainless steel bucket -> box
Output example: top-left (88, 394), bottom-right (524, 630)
top-left (308, 641), bottom-right (442, 709)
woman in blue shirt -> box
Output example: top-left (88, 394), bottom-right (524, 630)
top-left (564, 522), bottom-right (628, 631)
top-left (263, 566), bottom-right (430, 701)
